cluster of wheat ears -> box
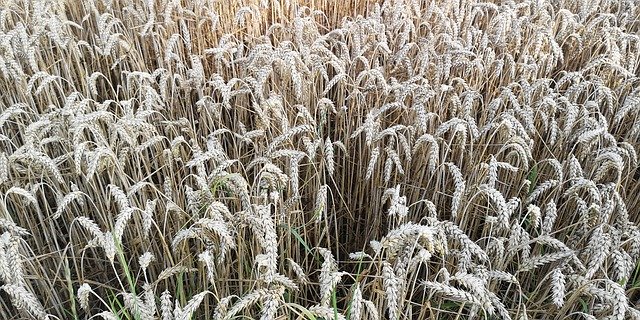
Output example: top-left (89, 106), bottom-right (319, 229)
top-left (0, 0), bottom-right (639, 319)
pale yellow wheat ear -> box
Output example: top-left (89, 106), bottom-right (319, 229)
top-left (0, 218), bottom-right (29, 237)
top-left (51, 184), bottom-right (80, 210)
top-left (382, 261), bottom-right (399, 320)
top-left (1, 284), bottom-right (48, 319)
top-left (77, 283), bottom-right (92, 311)
top-left (445, 162), bottom-right (466, 219)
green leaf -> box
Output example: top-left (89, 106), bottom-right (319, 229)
top-left (527, 164), bottom-right (538, 195)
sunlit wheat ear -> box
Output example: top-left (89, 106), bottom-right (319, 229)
top-left (74, 216), bottom-right (104, 242)
top-left (309, 305), bottom-right (346, 320)
top-left (383, 186), bottom-right (408, 224)
top-left (445, 162), bottom-right (465, 219)
top-left (101, 231), bottom-right (117, 263)
top-left (212, 296), bottom-right (232, 320)
top-left (196, 250), bottom-right (216, 286)
top-left (73, 216), bottom-right (117, 263)
top-left (174, 217), bottom-right (235, 264)
top-left (25, 71), bottom-right (53, 95)
top-left (610, 248), bottom-right (634, 285)
top-left (410, 134), bottom-right (438, 174)
top-left (0, 233), bottom-right (20, 285)
top-left (357, 299), bottom-right (377, 320)
top-left (0, 104), bottom-right (28, 129)
top-left (593, 151), bottom-right (624, 183)
top-left (159, 290), bottom-right (173, 320)
top-left (1, 284), bottom-right (48, 320)
top-left (548, 267), bottom-right (566, 308)
top-left (386, 146), bottom-right (404, 179)
top-left (349, 283), bottom-right (363, 320)
top-left (382, 261), bottom-right (400, 320)
top-left (314, 185), bottom-right (328, 224)
top-left (286, 258), bottom-right (308, 285)
top-left (541, 201), bottom-right (557, 235)
top-left (584, 280), bottom-right (627, 320)
top-left (221, 172), bottom-right (252, 210)
top-left (584, 226), bottom-right (612, 280)
top-left (520, 250), bottom-right (575, 273)
top-left (5, 186), bottom-right (38, 208)
top-left (451, 272), bottom-right (494, 314)
top-left (0, 219), bottom-right (29, 237)
top-left (138, 252), bottom-right (155, 273)
top-left (224, 288), bottom-right (269, 320)
top-left (433, 220), bottom-right (489, 263)
top-left (113, 207), bottom-right (133, 245)
top-left (173, 291), bottom-right (210, 320)
top-left (77, 283), bottom-right (92, 312)
top-left (527, 204), bottom-right (542, 230)
top-left (53, 190), bottom-right (84, 219)
top-left (362, 146), bottom-right (379, 181)
top-left (122, 291), bottom-right (154, 320)
top-left (0, 152), bottom-right (9, 184)
top-left (140, 199), bottom-right (156, 239)
top-left (422, 280), bottom-right (482, 309)
top-left (267, 124), bottom-right (313, 155)
top-left (381, 222), bottom-right (441, 260)
top-left (317, 247), bottom-right (342, 307)
top-left (564, 177), bottom-right (601, 205)
top-left (14, 149), bottom-right (65, 184)
top-left (284, 153), bottom-right (303, 198)
top-left (140, 284), bottom-right (156, 319)
top-left (94, 311), bottom-right (119, 320)
top-left (324, 137), bottom-right (335, 175)
top-left (317, 97), bottom-right (336, 126)
top-left (526, 179), bottom-right (560, 204)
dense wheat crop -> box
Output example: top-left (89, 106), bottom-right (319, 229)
top-left (0, 0), bottom-right (639, 319)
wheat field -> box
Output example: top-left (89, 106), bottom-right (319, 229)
top-left (0, 0), bottom-right (639, 319)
